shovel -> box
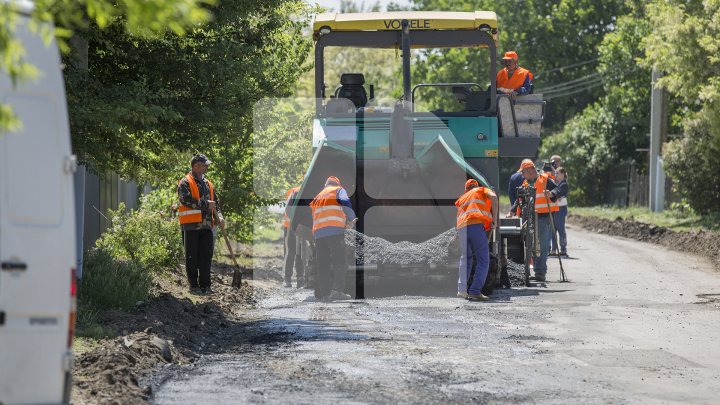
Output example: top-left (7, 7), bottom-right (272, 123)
top-left (213, 210), bottom-right (243, 288)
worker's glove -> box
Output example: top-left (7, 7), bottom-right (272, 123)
top-left (346, 218), bottom-right (358, 229)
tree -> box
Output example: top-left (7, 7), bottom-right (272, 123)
top-left (412, 0), bottom-right (630, 130)
top-left (0, 0), bottom-right (213, 130)
top-left (643, 0), bottom-right (720, 213)
top-left (62, 0), bottom-right (316, 241)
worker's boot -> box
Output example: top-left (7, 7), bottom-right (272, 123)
top-left (467, 293), bottom-right (489, 301)
top-left (457, 291), bottom-right (468, 299)
top-left (296, 277), bottom-right (305, 289)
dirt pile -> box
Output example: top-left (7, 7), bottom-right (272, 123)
top-left (569, 214), bottom-right (720, 269)
top-left (345, 228), bottom-right (457, 265)
top-left (72, 265), bottom-right (262, 405)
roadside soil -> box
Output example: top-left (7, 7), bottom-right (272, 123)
top-left (71, 244), bottom-right (280, 405)
top-left (568, 213), bottom-right (720, 270)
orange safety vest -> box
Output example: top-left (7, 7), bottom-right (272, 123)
top-left (178, 173), bottom-right (215, 226)
top-left (496, 66), bottom-right (533, 94)
top-left (310, 185), bottom-right (347, 233)
top-left (455, 187), bottom-right (495, 230)
top-left (534, 173), bottom-right (559, 214)
top-left (282, 186), bottom-right (301, 228)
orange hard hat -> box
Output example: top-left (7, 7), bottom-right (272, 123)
top-left (519, 159), bottom-right (535, 171)
top-left (465, 179), bottom-right (479, 190)
top-left (502, 51), bottom-right (519, 60)
top-left (326, 176), bottom-right (341, 186)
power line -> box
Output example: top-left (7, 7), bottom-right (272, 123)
top-left (539, 72), bottom-right (601, 92)
top-left (543, 80), bottom-right (607, 100)
top-left (534, 58), bottom-right (599, 78)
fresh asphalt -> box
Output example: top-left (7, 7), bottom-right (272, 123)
top-left (153, 224), bottom-right (720, 404)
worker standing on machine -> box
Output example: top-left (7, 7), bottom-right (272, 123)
top-left (455, 179), bottom-right (499, 301)
top-left (496, 51), bottom-right (533, 97)
top-left (507, 160), bottom-right (560, 282)
top-left (310, 176), bottom-right (356, 301)
top-left (282, 177), bottom-right (305, 288)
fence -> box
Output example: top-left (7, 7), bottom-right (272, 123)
top-left (606, 160), bottom-right (678, 208)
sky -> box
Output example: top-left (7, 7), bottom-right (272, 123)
top-left (310, 0), bottom-right (412, 12)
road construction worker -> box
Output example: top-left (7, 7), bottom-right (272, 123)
top-left (310, 176), bottom-right (356, 301)
top-left (496, 51), bottom-right (533, 96)
top-left (550, 167), bottom-right (569, 257)
top-left (507, 160), bottom-right (560, 282)
top-left (177, 154), bottom-right (225, 294)
top-left (282, 179), bottom-right (305, 288)
top-left (508, 158), bottom-right (534, 205)
top-left (455, 179), bottom-right (499, 301)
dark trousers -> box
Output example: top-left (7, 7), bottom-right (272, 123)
top-left (314, 234), bottom-right (347, 298)
top-left (283, 228), bottom-right (305, 283)
top-left (184, 229), bottom-right (214, 288)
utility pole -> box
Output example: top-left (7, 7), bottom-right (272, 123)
top-left (649, 70), bottom-right (667, 212)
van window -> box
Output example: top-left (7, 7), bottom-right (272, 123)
top-left (3, 95), bottom-right (63, 226)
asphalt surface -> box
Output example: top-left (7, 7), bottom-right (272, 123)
top-left (153, 225), bottom-right (720, 404)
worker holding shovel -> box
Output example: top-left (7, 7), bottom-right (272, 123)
top-left (177, 154), bottom-right (225, 294)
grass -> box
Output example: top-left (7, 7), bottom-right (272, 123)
top-left (571, 206), bottom-right (720, 232)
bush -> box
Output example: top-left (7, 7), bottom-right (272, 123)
top-left (663, 112), bottom-right (720, 214)
top-left (96, 189), bottom-right (183, 272)
top-left (79, 248), bottom-right (152, 313)
top-left (539, 103), bottom-right (617, 206)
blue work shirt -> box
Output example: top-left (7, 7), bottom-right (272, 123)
top-left (508, 171), bottom-right (525, 205)
top-left (313, 187), bottom-right (356, 239)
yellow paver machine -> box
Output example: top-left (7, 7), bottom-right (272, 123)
top-left (288, 11), bottom-right (545, 297)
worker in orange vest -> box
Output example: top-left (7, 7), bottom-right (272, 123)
top-left (455, 179), bottom-right (499, 301)
top-left (177, 154), bottom-right (225, 294)
top-left (496, 51), bottom-right (533, 97)
top-left (507, 160), bottom-right (560, 282)
top-left (310, 176), bottom-right (356, 301)
top-left (282, 179), bottom-right (304, 288)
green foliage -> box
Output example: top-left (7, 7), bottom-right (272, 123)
top-left (62, 0), bottom-right (315, 242)
top-left (95, 190), bottom-right (183, 271)
top-left (540, 102), bottom-right (616, 205)
top-left (662, 110), bottom-right (720, 214)
top-left (572, 205), bottom-right (720, 232)
top-left (642, 0), bottom-right (720, 213)
top-left (414, 0), bottom-right (630, 129)
top-left (1, 0), bottom-right (213, 131)
top-left (79, 248), bottom-right (152, 313)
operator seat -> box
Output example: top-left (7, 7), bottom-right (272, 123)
top-left (337, 73), bottom-right (368, 109)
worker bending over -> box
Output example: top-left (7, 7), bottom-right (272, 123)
top-left (455, 179), bottom-right (499, 301)
top-left (508, 160), bottom-right (560, 282)
top-left (496, 51), bottom-right (533, 96)
top-left (310, 176), bottom-right (356, 301)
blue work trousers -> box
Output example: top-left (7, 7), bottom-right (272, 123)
top-left (534, 214), bottom-right (552, 277)
top-left (457, 224), bottom-right (489, 295)
top-left (551, 206), bottom-right (568, 253)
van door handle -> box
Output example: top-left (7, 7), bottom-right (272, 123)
top-left (0, 311), bottom-right (5, 325)
top-left (1, 261), bottom-right (27, 271)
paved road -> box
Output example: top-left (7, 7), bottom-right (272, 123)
top-left (153, 225), bottom-right (720, 404)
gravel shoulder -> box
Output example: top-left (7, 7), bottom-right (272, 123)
top-left (568, 213), bottom-right (720, 270)
top-left (152, 225), bottom-right (720, 404)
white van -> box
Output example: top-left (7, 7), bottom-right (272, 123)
top-left (0, 2), bottom-right (77, 404)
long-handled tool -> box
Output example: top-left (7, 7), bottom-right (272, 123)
top-left (213, 210), bottom-right (243, 288)
top-left (546, 195), bottom-right (568, 282)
